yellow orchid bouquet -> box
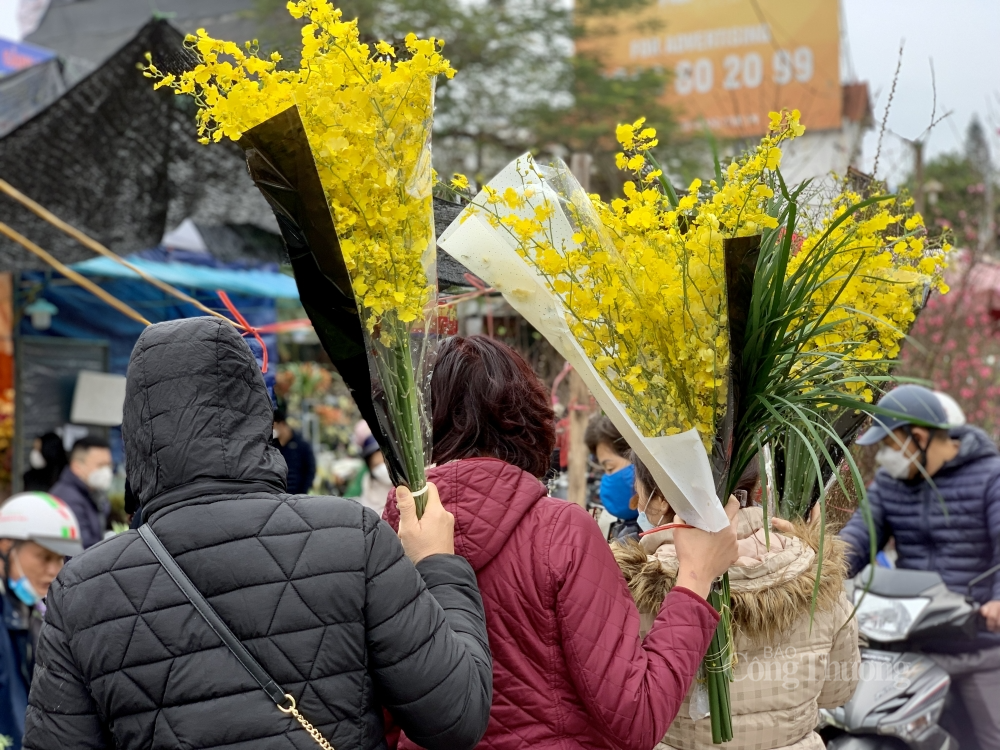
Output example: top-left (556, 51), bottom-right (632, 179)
top-left (440, 114), bottom-right (812, 532)
top-left (145, 0), bottom-right (455, 510)
top-left (441, 109), bottom-right (948, 742)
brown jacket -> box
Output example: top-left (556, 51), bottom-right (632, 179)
top-left (614, 507), bottom-right (859, 750)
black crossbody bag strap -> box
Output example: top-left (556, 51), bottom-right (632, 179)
top-left (138, 524), bottom-right (335, 749)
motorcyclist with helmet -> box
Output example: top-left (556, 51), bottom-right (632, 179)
top-left (840, 384), bottom-right (1000, 750)
top-left (0, 493), bottom-right (83, 750)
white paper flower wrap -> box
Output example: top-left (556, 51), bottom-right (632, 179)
top-left (439, 155), bottom-right (730, 532)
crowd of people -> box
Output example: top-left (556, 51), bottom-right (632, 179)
top-left (0, 317), bottom-right (997, 750)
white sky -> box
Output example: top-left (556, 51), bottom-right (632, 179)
top-left (2, 0), bottom-right (998, 186)
top-left (0, 2), bottom-right (20, 42)
top-left (842, 0), bottom-right (1000, 184)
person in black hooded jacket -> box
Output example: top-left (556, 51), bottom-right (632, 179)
top-left (22, 317), bottom-right (493, 750)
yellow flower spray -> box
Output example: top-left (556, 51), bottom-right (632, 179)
top-left (145, 0), bottom-right (454, 330)
top-left (145, 0), bottom-right (457, 505)
top-left (462, 111), bottom-right (809, 450)
top-left (459, 109), bottom-right (948, 451)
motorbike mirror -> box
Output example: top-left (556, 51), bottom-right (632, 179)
top-left (966, 562), bottom-right (1000, 600)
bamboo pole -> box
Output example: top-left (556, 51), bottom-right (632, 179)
top-left (0, 178), bottom-right (240, 329)
top-left (567, 370), bottom-right (591, 509)
top-left (567, 153), bottom-right (595, 509)
top-left (0, 222), bottom-right (152, 326)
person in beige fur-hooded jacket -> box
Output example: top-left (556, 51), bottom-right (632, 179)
top-left (614, 458), bottom-right (860, 750)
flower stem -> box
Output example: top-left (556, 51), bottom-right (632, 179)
top-left (706, 577), bottom-right (734, 744)
top-left (380, 314), bottom-right (428, 516)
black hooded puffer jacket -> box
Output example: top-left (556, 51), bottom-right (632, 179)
top-left (23, 317), bottom-right (492, 750)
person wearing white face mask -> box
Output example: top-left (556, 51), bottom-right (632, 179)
top-left (21, 434), bottom-right (67, 493)
top-left (48, 436), bottom-right (112, 550)
top-left (0, 492), bottom-right (82, 749)
top-left (354, 420), bottom-right (394, 516)
top-left (635, 464), bottom-right (674, 533)
top-left (840, 384), bottom-right (1000, 750)
top-left (616, 456), bottom-right (859, 750)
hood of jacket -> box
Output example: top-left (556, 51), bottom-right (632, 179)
top-left (947, 425), bottom-right (999, 469)
top-left (122, 317), bottom-right (286, 513)
top-left (383, 457), bottom-right (548, 571)
top-left (614, 506), bottom-right (847, 646)
top-left (924, 424), bottom-right (1000, 481)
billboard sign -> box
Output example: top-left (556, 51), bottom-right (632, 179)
top-left (580, 0), bottom-right (841, 137)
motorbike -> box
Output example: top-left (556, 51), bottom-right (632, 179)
top-left (818, 564), bottom-right (997, 750)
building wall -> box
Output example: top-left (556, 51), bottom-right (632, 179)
top-left (778, 119), bottom-right (867, 186)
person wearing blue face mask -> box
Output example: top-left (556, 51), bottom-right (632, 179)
top-left (0, 493), bottom-right (82, 750)
top-left (585, 416), bottom-right (640, 540)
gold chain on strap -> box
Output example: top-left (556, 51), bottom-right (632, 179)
top-left (278, 693), bottom-right (336, 750)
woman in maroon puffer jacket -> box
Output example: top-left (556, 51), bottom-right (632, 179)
top-left (384, 335), bottom-right (739, 750)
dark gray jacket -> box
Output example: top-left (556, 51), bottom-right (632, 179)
top-left (49, 466), bottom-right (108, 549)
top-left (24, 317), bottom-right (492, 750)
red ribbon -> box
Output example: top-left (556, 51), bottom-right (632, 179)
top-left (216, 290), bottom-right (268, 373)
top-left (638, 522), bottom-right (695, 538)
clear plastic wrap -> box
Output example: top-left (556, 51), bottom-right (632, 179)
top-left (145, 6), bottom-right (455, 511)
top-left (239, 96), bottom-right (440, 500)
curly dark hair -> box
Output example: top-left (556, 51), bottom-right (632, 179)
top-left (431, 335), bottom-right (556, 477)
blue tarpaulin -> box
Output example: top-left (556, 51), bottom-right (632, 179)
top-left (71, 254), bottom-right (300, 299)
top-left (18, 272), bottom-right (278, 376)
top-left (17, 266), bottom-right (281, 464)
top-left (0, 57), bottom-right (65, 137)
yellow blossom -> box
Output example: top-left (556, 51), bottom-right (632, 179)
top-left (144, 0), bottom-right (454, 334)
top-left (467, 109), bottom-right (948, 448)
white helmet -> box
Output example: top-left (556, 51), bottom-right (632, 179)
top-left (934, 391), bottom-right (966, 428)
top-left (0, 493), bottom-right (84, 556)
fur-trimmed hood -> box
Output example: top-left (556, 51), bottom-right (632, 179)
top-left (614, 506), bottom-right (848, 647)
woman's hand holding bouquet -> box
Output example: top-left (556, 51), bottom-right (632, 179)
top-left (674, 497), bottom-right (741, 600)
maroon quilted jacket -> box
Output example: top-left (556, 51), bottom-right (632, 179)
top-left (383, 457), bottom-right (720, 750)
